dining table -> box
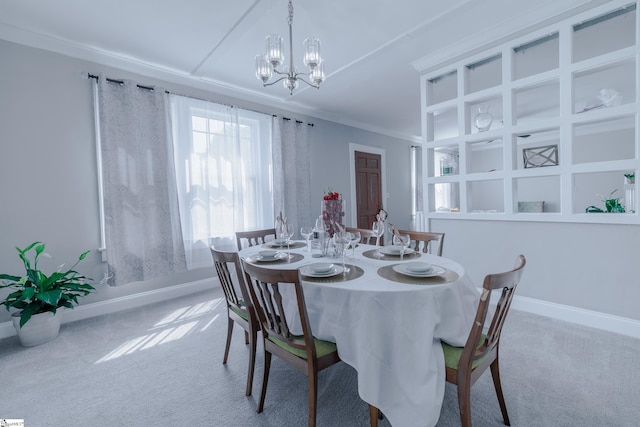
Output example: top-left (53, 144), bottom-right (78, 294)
top-left (239, 239), bottom-right (480, 427)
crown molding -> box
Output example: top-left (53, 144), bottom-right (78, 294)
top-left (0, 21), bottom-right (419, 142)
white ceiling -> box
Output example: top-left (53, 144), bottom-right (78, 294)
top-left (0, 0), bottom-right (612, 142)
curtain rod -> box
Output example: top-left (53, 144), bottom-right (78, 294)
top-left (275, 115), bottom-right (314, 127)
top-left (86, 73), bottom-right (314, 127)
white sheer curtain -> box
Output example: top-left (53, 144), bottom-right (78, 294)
top-left (272, 115), bottom-right (312, 235)
top-left (96, 77), bottom-right (186, 285)
top-left (169, 95), bottom-right (274, 268)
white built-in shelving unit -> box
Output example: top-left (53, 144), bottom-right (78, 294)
top-left (419, 0), bottom-right (639, 224)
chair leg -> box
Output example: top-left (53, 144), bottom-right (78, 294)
top-left (245, 329), bottom-right (257, 396)
top-left (457, 378), bottom-right (473, 427)
top-left (490, 359), bottom-right (511, 426)
top-left (223, 317), bottom-right (234, 364)
top-left (368, 405), bottom-right (379, 427)
top-left (244, 330), bottom-right (249, 345)
top-left (308, 369), bottom-right (318, 427)
top-left (257, 351), bottom-right (271, 413)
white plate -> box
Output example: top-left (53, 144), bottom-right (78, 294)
top-left (392, 264), bottom-right (445, 278)
top-left (269, 240), bottom-right (291, 247)
top-left (380, 246), bottom-right (415, 256)
top-left (310, 263), bottom-right (334, 274)
top-left (403, 262), bottom-right (432, 273)
top-left (254, 252), bottom-right (288, 262)
top-left (300, 264), bottom-right (344, 278)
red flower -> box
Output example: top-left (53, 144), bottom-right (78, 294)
top-left (323, 188), bottom-right (341, 201)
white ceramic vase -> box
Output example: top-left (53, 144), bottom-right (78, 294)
top-left (12, 310), bottom-right (62, 347)
top-left (473, 105), bottom-right (493, 132)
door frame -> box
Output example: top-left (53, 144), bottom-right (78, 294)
top-left (349, 143), bottom-right (388, 227)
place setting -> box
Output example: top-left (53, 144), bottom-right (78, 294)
top-left (362, 245), bottom-right (421, 261)
top-left (247, 249), bottom-right (304, 264)
top-left (299, 262), bottom-right (364, 283)
top-left (377, 261), bottom-right (458, 285)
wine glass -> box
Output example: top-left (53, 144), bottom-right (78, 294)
top-left (393, 234), bottom-right (410, 261)
top-left (372, 221), bottom-right (384, 258)
top-left (333, 231), bottom-right (350, 274)
top-left (348, 231), bottom-right (361, 260)
top-left (275, 219), bottom-right (286, 244)
top-left (284, 223), bottom-right (294, 259)
top-left (300, 226), bottom-right (313, 252)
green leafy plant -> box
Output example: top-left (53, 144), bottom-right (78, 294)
top-left (0, 242), bottom-right (96, 327)
top-left (624, 173), bottom-right (635, 184)
top-left (585, 190), bottom-right (625, 213)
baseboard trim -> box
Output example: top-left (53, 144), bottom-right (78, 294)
top-left (510, 294), bottom-right (640, 340)
top-left (2, 282), bottom-right (638, 341)
top-left (0, 278), bottom-right (214, 340)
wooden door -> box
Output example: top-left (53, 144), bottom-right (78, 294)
top-left (355, 151), bottom-right (382, 229)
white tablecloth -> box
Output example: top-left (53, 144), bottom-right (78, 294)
top-left (239, 242), bottom-right (479, 427)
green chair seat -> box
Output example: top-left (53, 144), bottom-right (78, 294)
top-left (268, 335), bottom-right (337, 359)
top-left (230, 301), bottom-right (249, 321)
top-left (442, 333), bottom-right (487, 370)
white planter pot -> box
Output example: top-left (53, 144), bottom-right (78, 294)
top-left (12, 310), bottom-right (62, 347)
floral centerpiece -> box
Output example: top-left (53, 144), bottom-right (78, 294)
top-left (322, 189), bottom-right (345, 237)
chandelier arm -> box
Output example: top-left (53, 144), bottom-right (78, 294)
top-left (295, 76), bottom-right (320, 89)
top-left (262, 76), bottom-right (288, 87)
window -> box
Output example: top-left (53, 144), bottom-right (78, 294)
top-left (170, 95), bottom-right (273, 268)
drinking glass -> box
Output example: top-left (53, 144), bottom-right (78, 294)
top-left (300, 226), bottom-right (313, 252)
top-left (393, 234), bottom-right (410, 261)
top-left (372, 222), bottom-right (385, 258)
top-left (333, 232), bottom-right (350, 274)
top-left (284, 223), bottom-right (294, 259)
top-left (275, 219), bottom-right (288, 245)
top-left (348, 231), bottom-right (361, 260)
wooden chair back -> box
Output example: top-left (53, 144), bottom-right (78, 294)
top-left (345, 227), bottom-right (380, 245)
top-left (396, 229), bottom-right (445, 256)
top-left (444, 254), bottom-right (526, 427)
top-left (241, 260), bottom-right (316, 363)
top-left (241, 259), bottom-right (341, 427)
top-left (235, 228), bottom-right (276, 250)
top-left (211, 248), bottom-right (247, 310)
top-left (210, 247), bottom-right (259, 396)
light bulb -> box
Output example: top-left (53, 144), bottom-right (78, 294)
top-left (311, 62), bottom-right (325, 85)
top-left (255, 54), bottom-right (273, 83)
top-left (266, 34), bottom-right (284, 67)
top-left (303, 37), bottom-right (321, 69)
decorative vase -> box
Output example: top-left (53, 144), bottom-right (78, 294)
top-left (321, 199), bottom-right (345, 237)
top-left (12, 310), bottom-right (62, 347)
top-left (473, 105), bottom-right (493, 132)
top-left (624, 176), bottom-right (635, 213)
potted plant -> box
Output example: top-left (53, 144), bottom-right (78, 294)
top-left (585, 190), bottom-right (625, 213)
top-left (0, 242), bottom-right (96, 346)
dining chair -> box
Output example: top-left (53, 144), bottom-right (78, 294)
top-left (395, 229), bottom-right (445, 256)
top-left (235, 228), bottom-right (276, 250)
top-left (240, 259), bottom-right (342, 427)
top-left (345, 227), bottom-right (380, 245)
top-left (210, 247), bottom-right (260, 396)
top-left (442, 254), bottom-right (526, 427)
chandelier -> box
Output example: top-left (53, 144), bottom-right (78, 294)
top-left (255, 0), bottom-right (325, 95)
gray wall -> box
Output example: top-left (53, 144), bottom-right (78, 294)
top-left (3, 38), bottom-right (636, 326)
top-left (307, 119), bottom-right (413, 229)
top-left (0, 40), bottom-right (413, 322)
top-left (432, 219), bottom-right (640, 321)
